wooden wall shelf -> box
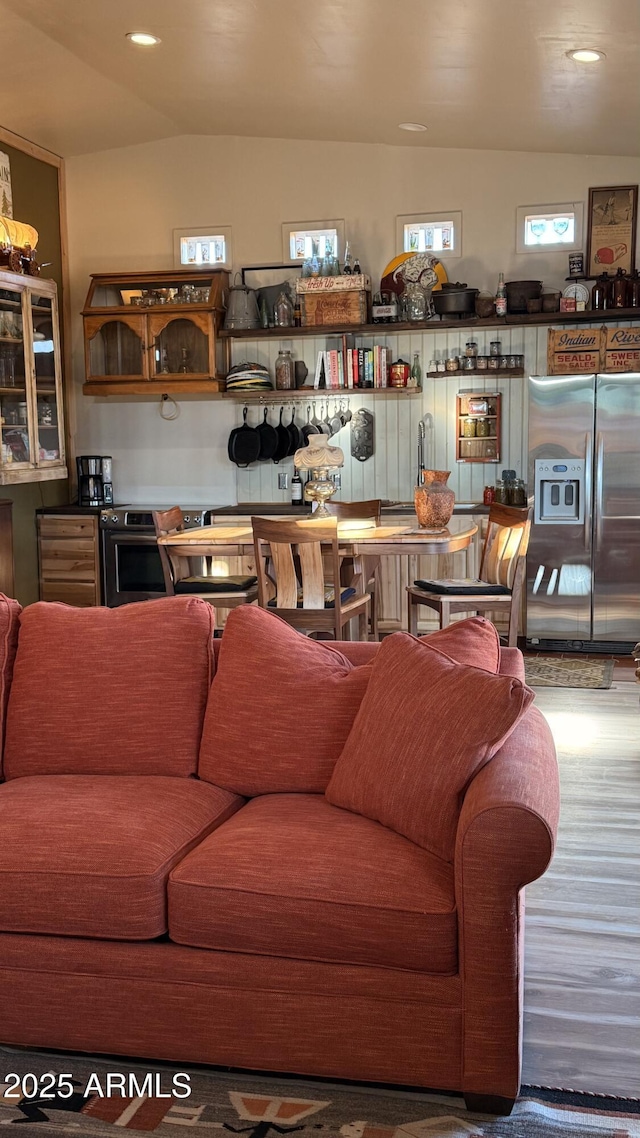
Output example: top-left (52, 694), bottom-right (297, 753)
top-left (222, 386), bottom-right (423, 401)
top-left (219, 309), bottom-right (640, 340)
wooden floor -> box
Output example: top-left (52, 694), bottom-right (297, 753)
top-left (522, 667), bottom-right (640, 1096)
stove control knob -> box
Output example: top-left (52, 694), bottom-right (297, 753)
top-left (184, 515), bottom-right (190, 523)
top-left (112, 515), bottom-right (119, 523)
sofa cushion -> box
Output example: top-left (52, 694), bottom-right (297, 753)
top-left (420, 616), bottom-right (501, 672)
top-left (326, 633), bottom-right (534, 862)
top-left (168, 793), bottom-right (457, 973)
top-left (0, 593), bottom-right (21, 778)
top-left (3, 597), bottom-right (215, 779)
top-left (0, 775), bottom-right (242, 939)
top-left (199, 606), bottom-right (373, 795)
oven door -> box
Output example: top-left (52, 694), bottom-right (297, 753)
top-left (102, 529), bottom-right (167, 607)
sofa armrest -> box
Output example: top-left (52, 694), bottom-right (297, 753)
top-left (454, 706), bottom-right (559, 1102)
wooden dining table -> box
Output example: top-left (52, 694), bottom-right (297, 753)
top-left (158, 516), bottom-right (479, 584)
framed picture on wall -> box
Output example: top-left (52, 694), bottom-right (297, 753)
top-left (586, 185), bottom-right (638, 278)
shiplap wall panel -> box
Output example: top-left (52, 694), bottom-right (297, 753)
top-left (232, 320), bottom-right (639, 504)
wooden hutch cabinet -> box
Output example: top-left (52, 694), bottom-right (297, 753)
top-left (0, 271), bottom-right (67, 485)
top-left (82, 269), bottom-right (229, 395)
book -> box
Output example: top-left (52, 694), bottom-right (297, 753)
top-left (313, 350), bottom-right (325, 389)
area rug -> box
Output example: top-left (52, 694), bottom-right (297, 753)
top-left (0, 1048), bottom-right (638, 1136)
top-left (524, 656), bottom-right (615, 689)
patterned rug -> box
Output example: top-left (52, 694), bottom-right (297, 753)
top-left (0, 1049), bottom-right (638, 1137)
top-left (524, 657), bottom-right (615, 689)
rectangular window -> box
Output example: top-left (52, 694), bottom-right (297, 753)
top-left (516, 203), bottom-right (584, 253)
top-left (396, 212), bottom-right (462, 259)
top-left (173, 226), bottom-right (232, 269)
top-left (282, 219), bottom-right (345, 262)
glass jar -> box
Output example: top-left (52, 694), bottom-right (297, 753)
top-left (476, 417), bottom-right (490, 437)
top-left (499, 355), bottom-right (509, 369)
top-left (488, 355), bottom-right (500, 371)
top-left (274, 291), bottom-right (294, 327)
top-left (462, 355), bottom-right (476, 370)
top-left (465, 340), bottom-right (478, 357)
top-left (494, 478), bottom-right (507, 504)
top-left (406, 282), bottom-right (427, 322)
top-left (463, 418), bottom-right (477, 438)
top-left (489, 340), bottom-right (501, 356)
top-left (476, 355), bottom-right (489, 370)
top-left (436, 355), bottom-right (446, 373)
top-left (483, 485), bottom-right (496, 505)
top-left (275, 349), bottom-right (295, 390)
top-left (445, 356), bottom-right (459, 372)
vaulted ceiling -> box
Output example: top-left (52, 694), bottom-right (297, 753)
top-left (1, 0), bottom-right (638, 158)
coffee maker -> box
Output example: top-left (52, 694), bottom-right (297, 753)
top-left (77, 456), bottom-right (114, 507)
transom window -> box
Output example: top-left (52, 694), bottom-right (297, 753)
top-left (282, 219), bottom-right (345, 262)
top-left (517, 203), bottom-right (584, 253)
top-left (396, 212), bottom-right (462, 259)
top-left (173, 226), bottom-right (232, 270)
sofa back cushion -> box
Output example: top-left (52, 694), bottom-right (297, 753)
top-left (3, 597), bottom-right (215, 779)
top-left (326, 632), bottom-right (534, 862)
top-left (199, 606), bottom-right (373, 795)
top-left (0, 594), bottom-right (21, 778)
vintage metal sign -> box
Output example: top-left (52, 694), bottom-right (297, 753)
top-left (547, 328), bottom-right (604, 374)
top-left (603, 326), bottom-right (640, 372)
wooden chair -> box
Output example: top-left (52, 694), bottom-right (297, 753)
top-left (407, 504), bottom-right (532, 647)
top-left (252, 515), bottom-right (370, 640)
top-left (324, 499), bottom-right (381, 640)
top-left (153, 507), bottom-right (258, 609)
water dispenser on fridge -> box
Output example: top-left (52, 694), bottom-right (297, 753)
top-left (534, 459), bottom-right (585, 525)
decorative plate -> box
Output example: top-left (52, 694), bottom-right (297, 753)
top-left (380, 252), bottom-right (448, 297)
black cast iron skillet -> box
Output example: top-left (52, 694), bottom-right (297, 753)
top-left (256, 406), bottom-right (278, 461)
top-left (301, 405), bottom-right (320, 444)
top-left (227, 406), bottom-right (261, 467)
top-left (287, 407), bottom-right (303, 456)
top-left (273, 406), bottom-right (291, 464)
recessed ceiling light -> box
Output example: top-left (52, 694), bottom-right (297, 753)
top-left (126, 31), bottom-right (161, 46)
top-left (398, 122), bottom-right (428, 132)
top-left (566, 48), bottom-right (606, 63)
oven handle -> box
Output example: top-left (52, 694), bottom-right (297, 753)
top-left (102, 530), bottom-right (159, 545)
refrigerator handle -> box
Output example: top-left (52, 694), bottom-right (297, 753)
top-left (595, 431), bottom-right (605, 551)
top-left (584, 431), bottom-right (593, 553)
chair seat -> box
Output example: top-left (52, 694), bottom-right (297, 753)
top-left (168, 793), bottom-right (456, 973)
top-left (268, 586), bottom-right (356, 610)
top-left (175, 575), bottom-right (258, 594)
top-left (413, 579), bottom-right (511, 597)
top-left (0, 775), bottom-right (242, 940)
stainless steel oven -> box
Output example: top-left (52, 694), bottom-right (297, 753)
top-left (100, 508), bottom-right (209, 607)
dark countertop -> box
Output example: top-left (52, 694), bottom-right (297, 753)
top-left (210, 501), bottom-right (489, 517)
top-left (36, 504), bottom-right (111, 515)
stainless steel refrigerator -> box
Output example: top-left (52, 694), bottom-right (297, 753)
top-left (527, 371), bottom-right (640, 652)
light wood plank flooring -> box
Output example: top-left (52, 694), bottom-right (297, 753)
top-left (522, 675), bottom-right (640, 1096)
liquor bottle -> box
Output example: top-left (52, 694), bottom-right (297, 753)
top-left (291, 472), bottom-right (303, 504)
top-left (342, 243), bottom-right (352, 275)
top-left (410, 352), bottom-right (422, 388)
top-left (495, 272), bottom-right (507, 316)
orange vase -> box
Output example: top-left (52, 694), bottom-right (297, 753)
top-left (414, 470), bottom-right (456, 531)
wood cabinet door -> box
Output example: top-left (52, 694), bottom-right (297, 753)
top-left (147, 312), bottom-right (213, 379)
top-left (84, 314), bottom-right (149, 382)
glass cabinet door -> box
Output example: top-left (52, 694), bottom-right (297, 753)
top-left (0, 285), bottom-right (33, 469)
top-left (149, 315), bottom-right (210, 377)
top-left (86, 316), bottom-right (146, 380)
top-left (29, 289), bottom-right (64, 465)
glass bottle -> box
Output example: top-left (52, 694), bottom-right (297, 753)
top-left (291, 472), bottom-right (303, 504)
top-left (410, 351), bottom-right (422, 388)
top-left (179, 347), bottom-right (190, 373)
top-left (260, 295), bottom-right (270, 328)
top-left (342, 243), bottom-right (353, 275)
top-left (612, 268), bottom-right (628, 308)
top-left (352, 253), bottom-right (361, 275)
top-left (591, 274), bottom-right (608, 310)
top-left (628, 269), bottom-right (640, 308)
top-left (275, 349), bottom-right (295, 390)
top-left (274, 291), bottom-right (294, 327)
top-left (495, 272), bottom-right (507, 316)
top-left (160, 348), bottom-right (170, 374)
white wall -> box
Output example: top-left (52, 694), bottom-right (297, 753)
top-left (65, 134), bottom-right (640, 505)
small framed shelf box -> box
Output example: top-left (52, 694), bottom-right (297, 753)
top-left (456, 391), bottom-right (501, 464)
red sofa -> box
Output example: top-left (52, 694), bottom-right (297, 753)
top-left (0, 595), bottom-right (559, 1115)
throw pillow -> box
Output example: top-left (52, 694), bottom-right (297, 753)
top-left (325, 632), bottom-right (534, 862)
top-left (4, 596), bottom-right (215, 779)
top-left (198, 605), bottom-right (372, 794)
top-left (418, 615), bottom-right (501, 673)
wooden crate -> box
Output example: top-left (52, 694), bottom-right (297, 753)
top-left (547, 327), bottom-right (604, 374)
top-left (301, 289), bottom-right (369, 327)
top-left (603, 327), bottom-right (640, 373)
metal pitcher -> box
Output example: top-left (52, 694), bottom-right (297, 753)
top-left (224, 273), bottom-right (260, 330)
